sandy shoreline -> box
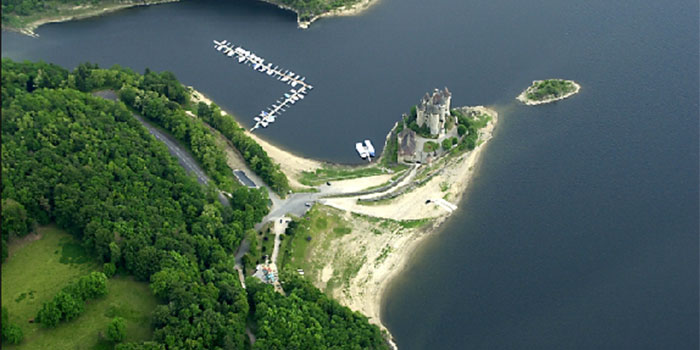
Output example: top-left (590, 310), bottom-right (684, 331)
top-left (3, 0), bottom-right (179, 37)
top-left (188, 87), bottom-right (323, 190)
top-left (516, 79), bottom-right (581, 105)
top-left (321, 108), bottom-right (497, 333)
top-left (189, 86), bottom-right (498, 348)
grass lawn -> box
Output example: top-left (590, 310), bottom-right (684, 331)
top-left (278, 206), bottom-right (352, 273)
top-left (299, 165), bottom-right (387, 186)
top-left (1, 225), bottom-right (157, 350)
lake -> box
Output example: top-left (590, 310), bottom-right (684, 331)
top-left (2, 0), bottom-right (698, 348)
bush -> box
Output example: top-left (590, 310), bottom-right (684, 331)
top-left (458, 124), bottom-right (467, 136)
top-left (106, 317), bottom-right (126, 342)
top-left (104, 262), bottom-right (116, 278)
top-left (441, 138), bottom-right (453, 151)
top-left (2, 307), bottom-right (24, 344)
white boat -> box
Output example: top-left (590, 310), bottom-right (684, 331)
top-left (284, 93), bottom-right (291, 98)
top-left (238, 56), bottom-right (246, 63)
top-left (364, 140), bottom-right (375, 157)
top-left (291, 81), bottom-right (297, 87)
top-left (281, 76), bottom-right (290, 82)
top-left (254, 117), bottom-right (261, 122)
top-left (297, 94), bottom-right (304, 100)
top-left (227, 50), bottom-right (235, 57)
top-left (356, 142), bottom-right (369, 159)
top-left (261, 120), bottom-right (269, 128)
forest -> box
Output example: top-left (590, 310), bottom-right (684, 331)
top-left (1, 59), bottom-right (388, 349)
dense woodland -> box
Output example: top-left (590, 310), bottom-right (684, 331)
top-left (1, 59), bottom-right (388, 349)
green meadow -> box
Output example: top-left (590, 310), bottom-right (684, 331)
top-left (2, 226), bottom-right (157, 350)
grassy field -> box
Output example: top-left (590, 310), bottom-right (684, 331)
top-left (1, 226), bottom-right (157, 350)
top-left (299, 165), bottom-right (388, 186)
top-left (278, 206), bottom-right (353, 274)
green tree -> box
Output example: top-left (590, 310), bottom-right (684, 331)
top-left (103, 262), bottom-right (116, 278)
top-left (106, 317), bottom-right (126, 342)
top-left (1, 198), bottom-right (32, 237)
top-left (441, 138), bottom-right (453, 151)
top-left (457, 124), bottom-right (467, 136)
top-left (36, 301), bottom-right (61, 327)
top-left (2, 306), bottom-right (24, 344)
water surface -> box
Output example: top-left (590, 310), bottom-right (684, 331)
top-left (2, 0), bottom-right (698, 348)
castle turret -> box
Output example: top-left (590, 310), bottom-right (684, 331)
top-left (416, 87), bottom-right (451, 136)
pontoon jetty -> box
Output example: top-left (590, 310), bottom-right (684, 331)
top-left (213, 39), bottom-right (314, 131)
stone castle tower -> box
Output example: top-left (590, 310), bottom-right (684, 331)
top-left (416, 87), bottom-right (451, 136)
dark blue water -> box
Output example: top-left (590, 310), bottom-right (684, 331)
top-left (2, 0), bottom-right (698, 348)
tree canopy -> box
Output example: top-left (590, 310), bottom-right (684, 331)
top-left (1, 59), bottom-right (388, 349)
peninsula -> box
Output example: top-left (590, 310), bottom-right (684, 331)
top-left (260, 0), bottom-right (378, 28)
top-left (517, 79), bottom-right (581, 105)
top-left (191, 87), bottom-right (498, 344)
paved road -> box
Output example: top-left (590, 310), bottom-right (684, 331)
top-left (131, 113), bottom-right (210, 184)
top-left (93, 90), bottom-right (229, 205)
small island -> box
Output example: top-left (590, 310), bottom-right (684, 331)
top-left (517, 79), bottom-right (580, 105)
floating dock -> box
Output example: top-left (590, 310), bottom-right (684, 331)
top-left (213, 39), bottom-right (313, 131)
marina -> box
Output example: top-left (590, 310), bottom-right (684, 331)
top-left (213, 39), bottom-right (313, 131)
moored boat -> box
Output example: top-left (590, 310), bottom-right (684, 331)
top-left (364, 140), bottom-right (375, 157)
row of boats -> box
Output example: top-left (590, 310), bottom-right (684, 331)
top-left (356, 140), bottom-right (376, 161)
top-left (213, 39), bottom-right (314, 131)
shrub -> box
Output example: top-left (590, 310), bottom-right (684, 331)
top-left (106, 317), bottom-right (126, 342)
top-left (104, 262), bottom-right (117, 278)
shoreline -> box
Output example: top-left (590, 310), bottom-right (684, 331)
top-left (516, 79), bottom-right (581, 105)
top-left (258, 0), bottom-right (379, 29)
top-left (189, 86), bottom-right (498, 348)
top-left (2, 0), bottom-right (179, 37)
top-left (326, 107), bottom-right (497, 328)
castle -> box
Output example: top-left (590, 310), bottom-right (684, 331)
top-left (397, 87), bottom-right (458, 164)
top-left (417, 87), bottom-right (451, 136)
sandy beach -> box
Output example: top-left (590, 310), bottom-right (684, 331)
top-left (317, 107), bottom-right (498, 329)
top-left (516, 80), bottom-right (581, 105)
top-left (189, 87), bottom-right (324, 190)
